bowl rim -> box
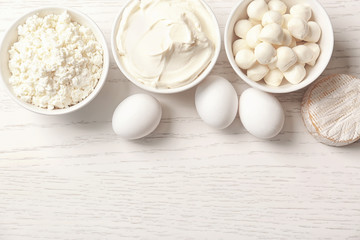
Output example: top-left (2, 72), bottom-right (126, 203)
top-left (0, 6), bottom-right (110, 115)
top-left (110, 0), bottom-right (222, 94)
top-left (224, 0), bottom-right (334, 94)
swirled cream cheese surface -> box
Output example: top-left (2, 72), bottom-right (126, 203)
top-left (116, 0), bottom-right (217, 89)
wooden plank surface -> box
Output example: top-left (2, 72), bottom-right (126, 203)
top-left (0, 0), bottom-right (360, 239)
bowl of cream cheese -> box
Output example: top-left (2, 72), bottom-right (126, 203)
top-left (111, 0), bottom-right (221, 94)
top-left (0, 7), bottom-right (110, 115)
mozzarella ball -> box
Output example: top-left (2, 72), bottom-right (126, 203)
top-left (247, 63), bottom-right (269, 82)
top-left (293, 45), bottom-right (314, 64)
top-left (282, 14), bottom-right (292, 29)
top-left (246, 24), bottom-right (263, 48)
top-left (283, 64), bottom-right (306, 84)
top-left (281, 14), bottom-right (292, 29)
top-left (264, 69), bottom-right (284, 86)
top-left (249, 18), bottom-right (262, 26)
top-left (282, 29), bottom-right (292, 46)
top-left (288, 17), bottom-right (309, 40)
top-left (235, 19), bottom-right (254, 39)
top-left (235, 49), bottom-right (256, 69)
top-left (268, 0), bottom-right (287, 15)
top-left (304, 43), bottom-right (321, 66)
top-left (247, 0), bottom-right (269, 21)
top-left (289, 37), bottom-right (297, 48)
top-left (262, 11), bottom-right (283, 26)
top-left (304, 21), bottom-right (322, 42)
top-left (233, 39), bottom-right (251, 55)
top-left (255, 42), bottom-right (277, 65)
top-left (290, 4), bottom-right (312, 22)
top-left (276, 46), bottom-right (297, 72)
top-left (259, 23), bottom-right (284, 45)
top-left (268, 61), bottom-right (277, 70)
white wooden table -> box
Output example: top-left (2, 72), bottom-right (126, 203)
top-left (1, 0), bottom-right (360, 239)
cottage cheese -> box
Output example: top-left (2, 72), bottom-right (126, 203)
top-left (8, 12), bottom-right (103, 109)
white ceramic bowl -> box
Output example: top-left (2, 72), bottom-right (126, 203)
top-left (224, 0), bottom-right (334, 93)
top-left (111, 0), bottom-right (221, 94)
top-left (0, 7), bottom-right (110, 115)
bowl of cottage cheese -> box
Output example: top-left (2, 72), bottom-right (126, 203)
top-left (111, 0), bottom-right (221, 94)
top-left (0, 7), bottom-right (110, 115)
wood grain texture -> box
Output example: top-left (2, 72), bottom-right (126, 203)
top-left (0, 0), bottom-right (360, 239)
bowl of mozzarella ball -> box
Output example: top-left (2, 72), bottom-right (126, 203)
top-left (0, 7), bottom-right (109, 115)
top-left (225, 0), bottom-right (334, 93)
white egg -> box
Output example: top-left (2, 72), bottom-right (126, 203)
top-left (239, 88), bottom-right (285, 139)
top-left (112, 94), bottom-right (162, 140)
top-left (195, 75), bottom-right (238, 129)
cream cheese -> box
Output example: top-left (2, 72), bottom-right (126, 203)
top-left (116, 0), bottom-right (217, 89)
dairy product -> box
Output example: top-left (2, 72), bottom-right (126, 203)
top-left (301, 74), bottom-right (360, 147)
top-left (233, 39), bottom-right (251, 55)
top-left (254, 42), bottom-right (276, 65)
top-left (304, 21), bottom-right (321, 42)
top-left (235, 49), bottom-right (256, 70)
top-left (247, 0), bottom-right (268, 21)
top-left (282, 14), bottom-right (292, 29)
top-left (287, 17), bottom-right (309, 40)
top-left (283, 63), bottom-right (306, 84)
top-left (293, 45), bottom-right (313, 64)
top-left (276, 46), bottom-right (297, 72)
top-left (290, 4), bottom-right (312, 21)
top-left (8, 12), bottom-right (103, 109)
top-left (232, 0), bottom-right (322, 86)
top-left (247, 63), bottom-right (269, 82)
top-left (259, 23), bottom-right (284, 45)
top-left (246, 24), bottom-right (263, 48)
top-left (235, 19), bottom-right (253, 39)
top-left (264, 69), bottom-right (284, 87)
top-left (261, 11), bottom-right (283, 26)
top-left (116, 0), bottom-right (218, 89)
top-left (282, 29), bottom-right (293, 46)
top-left (304, 43), bottom-right (321, 66)
top-left (268, 0), bottom-right (287, 15)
